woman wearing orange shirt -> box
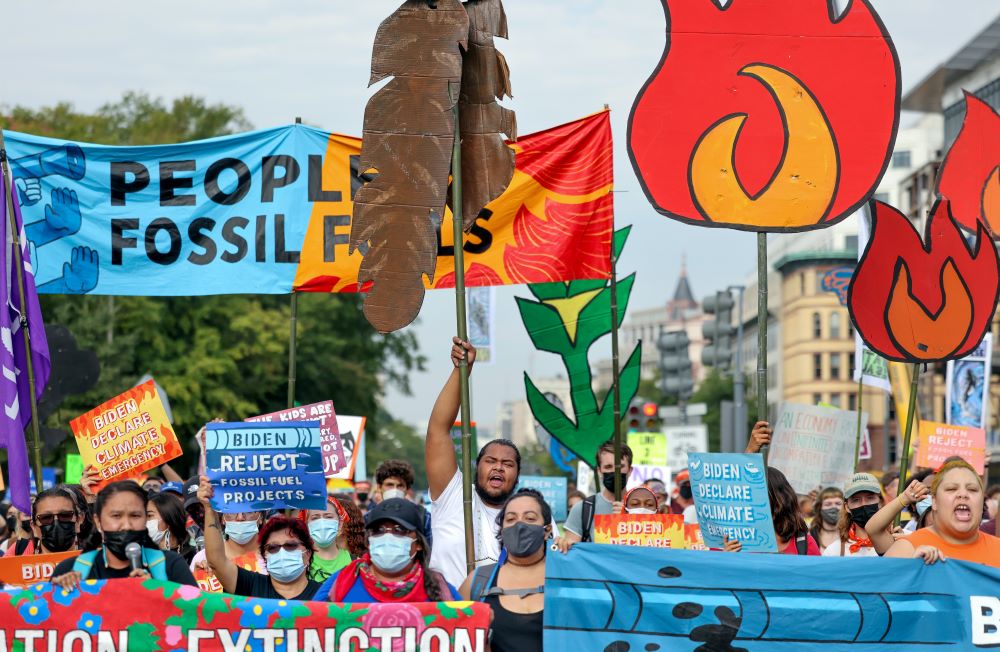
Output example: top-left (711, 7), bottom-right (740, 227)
top-left (886, 459), bottom-right (1000, 567)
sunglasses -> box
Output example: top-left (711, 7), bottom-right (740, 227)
top-left (35, 511), bottom-right (76, 526)
top-left (263, 542), bottom-right (304, 555)
top-left (370, 524), bottom-right (413, 537)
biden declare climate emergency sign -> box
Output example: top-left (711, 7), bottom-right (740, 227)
top-left (205, 422), bottom-right (327, 512)
top-left (687, 453), bottom-right (776, 553)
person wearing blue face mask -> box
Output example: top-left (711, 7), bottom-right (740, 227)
top-left (317, 498), bottom-right (458, 603)
top-left (302, 497), bottom-right (357, 582)
top-left (197, 476), bottom-right (322, 600)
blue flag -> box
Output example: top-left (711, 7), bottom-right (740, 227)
top-left (0, 157), bottom-right (51, 513)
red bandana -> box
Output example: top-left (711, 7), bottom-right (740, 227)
top-left (847, 524), bottom-right (873, 553)
top-left (330, 554), bottom-right (429, 603)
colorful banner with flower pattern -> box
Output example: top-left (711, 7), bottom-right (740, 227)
top-left (1, 578), bottom-right (490, 651)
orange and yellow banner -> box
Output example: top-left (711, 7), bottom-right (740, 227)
top-left (69, 380), bottom-right (181, 491)
top-left (0, 550), bottom-right (79, 586)
top-left (294, 110), bottom-right (614, 293)
top-left (593, 514), bottom-right (700, 549)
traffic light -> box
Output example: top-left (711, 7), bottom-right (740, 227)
top-left (658, 330), bottom-right (694, 400)
top-left (642, 401), bottom-right (659, 431)
top-left (702, 291), bottom-right (735, 372)
top-left (627, 397), bottom-right (647, 431)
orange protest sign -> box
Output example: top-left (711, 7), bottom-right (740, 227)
top-left (593, 514), bottom-right (689, 548)
top-left (70, 380), bottom-right (181, 491)
top-left (685, 524), bottom-right (708, 551)
top-left (0, 550), bottom-right (79, 586)
top-left (192, 551), bottom-right (265, 593)
top-left (916, 421), bottom-right (986, 473)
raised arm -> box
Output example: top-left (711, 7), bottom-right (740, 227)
top-left (197, 475), bottom-right (238, 593)
top-left (867, 479), bottom-right (928, 554)
top-left (426, 338), bottom-right (476, 500)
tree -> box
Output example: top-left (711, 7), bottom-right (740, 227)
top-left (2, 93), bottom-right (425, 468)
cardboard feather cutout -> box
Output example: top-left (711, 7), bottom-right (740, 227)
top-left (848, 199), bottom-right (1000, 363)
top-left (937, 93), bottom-right (1000, 237)
top-left (351, 0), bottom-right (469, 333)
top-left (456, 0), bottom-right (517, 227)
top-left (628, 0), bottom-right (900, 232)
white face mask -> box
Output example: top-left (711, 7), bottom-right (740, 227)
top-left (626, 507), bottom-right (657, 516)
top-left (146, 518), bottom-right (167, 544)
top-left (382, 489), bottom-right (407, 501)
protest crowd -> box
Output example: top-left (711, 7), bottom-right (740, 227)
top-left (2, 337), bottom-right (1000, 652)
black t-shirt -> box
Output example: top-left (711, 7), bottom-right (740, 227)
top-left (235, 567), bottom-right (321, 600)
top-left (52, 548), bottom-right (197, 586)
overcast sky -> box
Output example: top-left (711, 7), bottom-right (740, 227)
top-left (5, 1), bottom-right (999, 433)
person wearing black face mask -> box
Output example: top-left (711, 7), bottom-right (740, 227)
top-left (460, 489), bottom-right (551, 652)
top-left (3, 504), bottom-right (35, 556)
top-left (29, 488), bottom-right (81, 555)
top-left (821, 473), bottom-right (888, 558)
top-left (555, 440), bottom-right (633, 550)
top-left (50, 481), bottom-right (196, 588)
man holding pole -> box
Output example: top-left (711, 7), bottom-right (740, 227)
top-left (425, 337), bottom-right (522, 587)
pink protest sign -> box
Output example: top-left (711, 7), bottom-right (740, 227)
top-left (916, 421), bottom-right (986, 473)
top-left (246, 401), bottom-right (345, 476)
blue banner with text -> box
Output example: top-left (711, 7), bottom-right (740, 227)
top-left (205, 421), bottom-right (327, 512)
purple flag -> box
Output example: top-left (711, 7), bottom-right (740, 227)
top-left (0, 160), bottom-right (51, 513)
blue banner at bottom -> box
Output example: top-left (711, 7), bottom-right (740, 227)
top-left (544, 544), bottom-right (1000, 651)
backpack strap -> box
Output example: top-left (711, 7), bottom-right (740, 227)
top-left (470, 563), bottom-right (498, 602)
top-left (795, 535), bottom-right (808, 556)
top-left (484, 585), bottom-right (544, 598)
top-left (580, 495), bottom-right (597, 543)
top-left (839, 540), bottom-right (846, 557)
top-left (144, 549), bottom-right (167, 581)
top-left (72, 550), bottom-right (99, 579)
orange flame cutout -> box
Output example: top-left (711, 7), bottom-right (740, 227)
top-left (849, 200), bottom-right (1000, 362)
top-left (629, 0), bottom-right (900, 232)
top-left (938, 93), bottom-right (1000, 235)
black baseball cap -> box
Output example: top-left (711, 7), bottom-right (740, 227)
top-left (366, 498), bottom-right (422, 532)
top-left (182, 477), bottom-right (201, 510)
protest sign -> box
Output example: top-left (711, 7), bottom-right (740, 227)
top-left (664, 424), bottom-right (708, 471)
top-left (245, 401), bottom-right (345, 477)
top-left (192, 551), bottom-right (265, 594)
top-left (576, 460), bottom-right (596, 496)
top-left (593, 514), bottom-right (687, 548)
top-left (205, 421), bottom-right (327, 512)
top-left (546, 544), bottom-right (1000, 651)
top-left (768, 402), bottom-right (865, 495)
top-left (330, 415), bottom-right (366, 482)
top-left (69, 380), bottom-right (180, 491)
top-left (854, 337), bottom-right (892, 392)
top-left (687, 452), bottom-right (777, 553)
top-left (627, 464), bottom-right (670, 490)
top-left (627, 432), bottom-right (667, 466)
top-left (916, 421), bottom-right (986, 473)
top-left (0, 578), bottom-right (490, 651)
top-left (0, 550), bottom-right (79, 587)
top-left (3, 467), bottom-right (56, 503)
top-left (468, 287), bottom-right (495, 364)
top-left (684, 524), bottom-right (707, 550)
top-left (518, 476), bottom-right (568, 522)
top-left (947, 334), bottom-right (992, 430)
top-left (64, 454), bottom-right (83, 485)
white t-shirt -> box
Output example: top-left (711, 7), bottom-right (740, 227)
top-left (821, 540), bottom-right (879, 557)
top-left (429, 470), bottom-right (560, 587)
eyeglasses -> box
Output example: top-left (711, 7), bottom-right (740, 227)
top-left (34, 511), bottom-right (76, 526)
top-left (370, 524), bottom-right (413, 537)
top-left (222, 512), bottom-right (258, 522)
top-left (263, 542), bottom-right (304, 555)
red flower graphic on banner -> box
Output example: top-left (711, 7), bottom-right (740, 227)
top-left (849, 200), bottom-right (1000, 362)
top-left (629, 0), bottom-right (899, 231)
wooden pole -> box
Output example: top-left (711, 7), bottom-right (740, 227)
top-left (756, 232), bottom-right (770, 463)
top-left (894, 364), bottom-right (921, 527)
top-left (451, 101), bottom-right (476, 573)
top-left (854, 374), bottom-right (865, 469)
top-left (0, 132), bottom-right (44, 493)
top-left (287, 117), bottom-right (303, 410)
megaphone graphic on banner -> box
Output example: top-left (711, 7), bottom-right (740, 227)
top-left (10, 144), bottom-right (86, 206)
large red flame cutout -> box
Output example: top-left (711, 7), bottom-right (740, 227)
top-left (848, 200), bottom-right (1000, 363)
top-left (628, 0), bottom-right (900, 232)
top-left (938, 93), bottom-right (1000, 237)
